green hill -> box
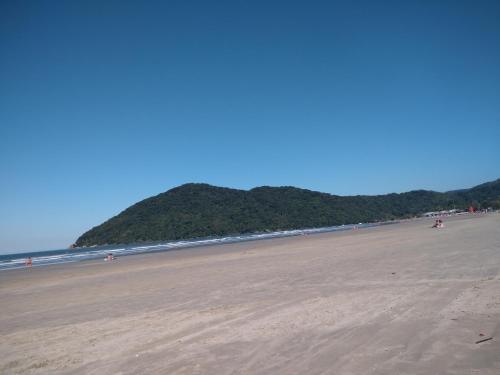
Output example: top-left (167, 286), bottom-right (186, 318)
top-left (74, 179), bottom-right (500, 247)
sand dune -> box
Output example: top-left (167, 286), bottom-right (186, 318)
top-left (1, 214), bottom-right (499, 374)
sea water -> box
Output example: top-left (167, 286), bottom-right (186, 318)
top-left (0, 222), bottom-right (395, 271)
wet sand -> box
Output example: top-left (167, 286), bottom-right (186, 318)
top-left (1, 214), bottom-right (499, 374)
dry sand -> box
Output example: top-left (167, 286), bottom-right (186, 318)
top-left (1, 214), bottom-right (499, 374)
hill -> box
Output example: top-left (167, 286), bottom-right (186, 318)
top-left (74, 179), bottom-right (500, 247)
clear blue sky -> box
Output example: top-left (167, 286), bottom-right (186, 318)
top-left (1, 0), bottom-right (499, 253)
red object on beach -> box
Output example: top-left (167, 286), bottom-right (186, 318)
top-left (25, 257), bottom-right (32, 267)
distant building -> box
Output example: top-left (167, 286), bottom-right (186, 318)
top-left (422, 209), bottom-right (460, 217)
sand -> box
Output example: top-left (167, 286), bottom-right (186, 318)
top-left (1, 214), bottom-right (499, 374)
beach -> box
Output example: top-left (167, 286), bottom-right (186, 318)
top-left (1, 214), bottom-right (499, 374)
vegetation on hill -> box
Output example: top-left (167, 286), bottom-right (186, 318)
top-left (75, 179), bottom-right (500, 246)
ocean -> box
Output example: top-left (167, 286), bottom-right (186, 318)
top-left (0, 222), bottom-right (394, 271)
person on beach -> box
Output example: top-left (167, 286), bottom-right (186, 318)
top-left (432, 219), bottom-right (444, 228)
top-left (25, 257), bottom-right (32, 267)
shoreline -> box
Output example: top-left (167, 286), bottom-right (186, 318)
top-left (0, 214), bottom-right (490, 278)
top-left (2, 213), bottom-right (488, 273)
top-left (0, 220), bottom-right (396, 272)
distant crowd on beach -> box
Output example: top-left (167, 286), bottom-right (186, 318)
top-left (24, 253), bottom-right (117, 268)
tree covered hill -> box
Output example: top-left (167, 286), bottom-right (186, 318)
top-left (74, 179), bottom-right (500, 247)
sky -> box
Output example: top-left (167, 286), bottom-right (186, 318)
top-left (1, 0), bottom-right (499, 253)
